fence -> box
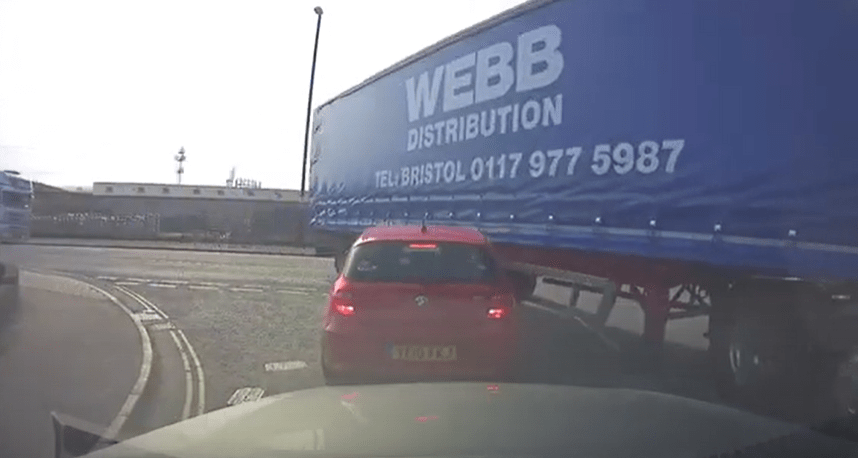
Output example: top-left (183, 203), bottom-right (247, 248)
top-left (32, 213), bottom-right (161, 240)
top-left (31, 208), bottom-right (311, 246)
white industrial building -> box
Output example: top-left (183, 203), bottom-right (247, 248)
top-left (92, 182), bottom-right (303, 202)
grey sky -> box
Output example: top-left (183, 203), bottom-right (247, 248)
top-left (0, 0), bottom-right (527, 189)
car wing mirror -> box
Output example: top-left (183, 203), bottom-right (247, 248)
top-left (51, 411), bottom-right (118, 458)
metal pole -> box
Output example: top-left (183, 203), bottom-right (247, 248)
top-left (301, 6), bottom-right (323, 198)
top-left (175, 147), bottom-right (186, 185)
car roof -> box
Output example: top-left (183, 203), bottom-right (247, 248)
top-left (355, 225), bottom-right (487, 246)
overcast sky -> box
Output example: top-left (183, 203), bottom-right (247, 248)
top-left (0, 0), bottom-right (527, 189)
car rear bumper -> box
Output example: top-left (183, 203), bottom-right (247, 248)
top-left (321, 328), bottom-right (517, 381)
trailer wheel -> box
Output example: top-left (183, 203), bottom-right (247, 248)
top-left (709, 283), bottom-right (857, 420)
top-left (727, 310), bottom-right (799, 397)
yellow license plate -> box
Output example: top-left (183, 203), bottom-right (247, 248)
top-left (391, 345), bottom-right (457, 362)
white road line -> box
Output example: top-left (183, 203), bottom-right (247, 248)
top-left (523, 300), bottom-right (621, 353)
top-left (135, 312), bottom-right (164, 322)
top-left (188, 285), bottom-right (220, 291)
top-left (96, 276), bottom-right (118, 281)
top-left (227, 387), bottom-right (265, 406)
top-left (119, 286), bottom-right (206, 416)
top-left (159, 280), bottom-right (189, 285)
top-left (115, 285), bottom-right (153, 313)
top-left (242, 284), bottom-right (267, 289)
top-left (570, 315), bottom-right (621, 352)
top-left (277, 289), bottom-right (311, 295)
top-left (197, 281), bottom-right (228, 287)
top-left (149, 322), bottom-right (175, 331)
top-left (169, 330), bottom-right (194, 421)
top-left (72, 278), bottom-right (153, 441)
top-left (230, 287), bottom-right (264, 293)
top-left (115, 281), bottom-right (141, 286)
top-left (524, 301), bottom-right (575, 319)
top-left (176, 329), bottom-right (206, 417)
top-left (120, 287), bottom-right (166, 319)
top-left (148, 283), bottom-right (177, 289)
top-left (264, 360), bottom-right (308, 372)
top-left (276, 285), bottom-right (316, 292)
top-left (292, 287), bottom-right (316, 291)
top-left (126, 278), bottom-right (150, 283)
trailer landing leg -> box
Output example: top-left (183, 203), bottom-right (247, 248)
top-left (594, 282), bottom-right (618, 327)
top-left (633, 285), bottom-right (671, 371)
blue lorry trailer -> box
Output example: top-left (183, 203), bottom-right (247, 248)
top-left (309, 0), bottom-right (858, 419)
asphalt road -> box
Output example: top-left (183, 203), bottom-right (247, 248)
top-left (0, 244), bottom-right (722, 450)
top-left (0, 271), bottom-right (142, 458)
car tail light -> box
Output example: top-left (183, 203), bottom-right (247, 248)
top-left (336, 303), bottom-right (355, 316)
top-left (487, 293), bottom-right (514, 320)
top-left (487, 307), bottom-right (507, 319)
top-left (330, 291), bottom-right (355, 316)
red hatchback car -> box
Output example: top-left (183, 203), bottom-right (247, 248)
top-left (321, 225), bottom-right (520, 384)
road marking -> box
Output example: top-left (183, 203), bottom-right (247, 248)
top-left (116, 285), bottom-right (153, 313)
top-left (230, 287), bottom-right (264, 293)
top-left (119, 287), bottom-right (164, 318)
top-left (277, 289), bottom-right (311, 295)
top-left (523, 300), bottom-right (621, 353)
top-left (278, 286), bottom-right (316, 292)
top-left (524, 301), bottom-right (576, 319)
top-left (148, 283), bottom-right (178, 289)
top-left (242, 284), bottom-right (267, 289)
top-left (115, 281), bottom-right (141, 286)
top-left (264, 360), bottom-right (308, 372)
top-left (61, 276), bottom-right (153, 442)
top-left (169, 330), bottom-right (194, 421)
top-left (188, 285), bottom-right (220, 291)
top-left (176, 329), bottom-right (206, 417)
top-left (197, 281), bottom-right (228, 287)
top-left (126, 278), bottom-right (149, 283)
top-left (96, 276), bottom-right (118, 281)
top-left (159, 280), bottom-right (189, 285)
top-left (149, 322), bottom-right (175, 331)
top-left (570, 315), bottom-right (621, 352)
top-left (135, 312), bottom-right (164, 321)
top-left (227, 387), bottom-right (265, 406)
top-left (118, 286), bottom-right (206, 416)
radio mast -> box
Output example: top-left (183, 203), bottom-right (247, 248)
top-left (175, 147), bottom-right (186, 184)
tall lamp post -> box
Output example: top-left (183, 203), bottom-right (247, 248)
top-left (300, 6), bottom-right (323, 198)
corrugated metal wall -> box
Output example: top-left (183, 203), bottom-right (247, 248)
top-left (31, 191), bottom-right (310, 245)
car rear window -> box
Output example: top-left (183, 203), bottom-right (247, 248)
top-left (344, 241), bottom-right (497, 283)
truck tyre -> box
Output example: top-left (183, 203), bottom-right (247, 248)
top-left (711, 306), bottom-right (802, 403)
top-left (709, 282), bottom-right (854, 420)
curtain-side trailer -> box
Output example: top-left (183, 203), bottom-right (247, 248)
top-left (309, 0), bottom-right (858, 419)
